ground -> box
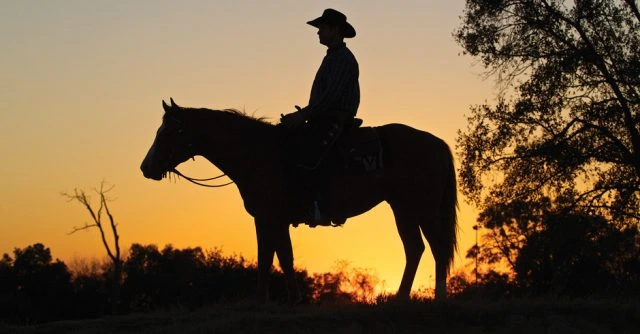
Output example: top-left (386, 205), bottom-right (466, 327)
top-left (3, 300), bottom-right (639, 334)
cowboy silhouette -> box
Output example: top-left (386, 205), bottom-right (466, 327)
top-left (281, 9), bottom-right (360, 225)
top-left (281, 8), bottom-right (360, 165)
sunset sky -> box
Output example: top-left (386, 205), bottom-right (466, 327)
top-left (1, 1), bottom-right (495, 292)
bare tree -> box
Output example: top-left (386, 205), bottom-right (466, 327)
top-left (63, 181), bottom-right (122, 315)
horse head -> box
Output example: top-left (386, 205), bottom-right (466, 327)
top-left (140, 98), bottom-right (196, 180)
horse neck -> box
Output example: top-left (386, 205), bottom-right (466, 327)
top-left (189, 109), bottom-right (278, 183)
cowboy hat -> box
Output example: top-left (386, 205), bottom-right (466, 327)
top-left (307, 8), bottom-right (356, 38)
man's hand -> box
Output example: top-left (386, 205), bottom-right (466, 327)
top-left (280, 106), bottom-right (308, 130)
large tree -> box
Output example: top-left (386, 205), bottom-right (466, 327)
top-left (455, 0), bottom-right (640, 224)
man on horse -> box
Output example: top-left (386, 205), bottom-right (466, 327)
top-left (281, 9), bottom-right (360, 226)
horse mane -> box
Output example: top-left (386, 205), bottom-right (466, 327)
top-left (218, 108), bottom-right (274, 125)
top-left (165, 105), bottom-right (276, 128)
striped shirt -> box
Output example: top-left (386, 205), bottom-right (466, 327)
top-left (307, 42), bottom-right (360, 124)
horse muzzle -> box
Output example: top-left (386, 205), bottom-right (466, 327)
top-left (141, 168), bottom-right (163, 181)
top-left (140, 159), bottom-right (165, 181)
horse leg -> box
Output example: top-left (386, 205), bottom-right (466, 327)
top-left (420, 212), bottom-right (448, 300)
top-left (391, 205), bottom-right (425, 300)
top-left (255, 218), bottom-right (275, 302)
top-left (273, 223), bottom-right (301, 303)
top-left (434, 259), bottom-right (447, 300)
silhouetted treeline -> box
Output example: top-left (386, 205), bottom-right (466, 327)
top-left (0, 244), bottom-right (74, 324)
top-left (0, 243), bottom-right (372, 324)
top-left (120, 243), bottom-right (315, 311)
top-left (449, 212), bottom-right (640, 300)
top-left (3, 217), bottom-right (639, 325)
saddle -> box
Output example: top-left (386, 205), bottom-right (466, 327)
top-left (283, 118), bottom-right (384, 228)
top-left (335, 119), bottom-right (384, 173)
top-left (282, 117), bottom-right (384, 173)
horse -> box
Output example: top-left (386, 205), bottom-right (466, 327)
top-left (140, 98), bottom-right (458, 301)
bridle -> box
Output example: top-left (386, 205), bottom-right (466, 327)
top-left (162, 114), bottom-right (235, 188)
top-left (170, 167), bottom-right (234, 188)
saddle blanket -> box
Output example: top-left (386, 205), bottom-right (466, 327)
top-left (339, 127), bottom-right (384, 173)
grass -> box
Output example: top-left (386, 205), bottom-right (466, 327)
top-left (3, 299), bottom-right (639, 334)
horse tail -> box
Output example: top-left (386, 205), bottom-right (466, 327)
top-left (441, 141), bottom-right (458, 274)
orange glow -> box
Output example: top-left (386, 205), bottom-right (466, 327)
top-left (1, 2), bottom-right (491, 293)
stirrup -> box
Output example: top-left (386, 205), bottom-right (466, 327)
top-left (313, 201), bottom-right (323, 221)
top-left (308, 202), bottom-right (346, 227)
top-left (308, 201), bottom-right (331, 227)
top-left (331, 217), bottom-right (347, 226)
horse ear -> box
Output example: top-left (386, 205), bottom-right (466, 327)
top-left (162, 100), bottom-right (170, 113)
top-left (170, 97), bottom-right (178, 109)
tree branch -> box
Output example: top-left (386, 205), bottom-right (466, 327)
top-left (542, 0), bottom-right (640, 172)
top-left (63, 183), bottom-right (121, 263)
top-left (67, 222), bottom-right (98, 235)
top-left (101, 189), bottom-right (120, 261)
top-left (576, 117), bottom-right (636, 166)
top-left (624, 0), bottom-right (640, 23)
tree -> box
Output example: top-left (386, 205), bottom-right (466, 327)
top-left (121, 244), bottom-right (162, 311)
top-left (469, 197), bottom-right (555, 275)
top-left (514, 212), bottom-right (640, 296)
top-left (455, 0), bottom-right (640, 224)
top-left (6, 243), bottom-right (72, 323)
top-left (122, 244), bottom-right (208, 310)
top-left (63, 182), bottom-right (122, 315)
top-left (311, 261), bottom-right (379, 304)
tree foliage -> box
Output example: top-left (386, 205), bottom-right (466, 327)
top-left (0, 244), bottom-right (72, 323)
top-left (457, 208), bottom-right (640, 298)
top-left (310, 261), bottom-right (379, 304)
top-left (514, 211), bottom-right (640, 296)
top-left (455, 0), bottom-right (640, 223)
top-left (0, 243), bottom-right (317, 323)
top-left (454, 0), bottom-right (640, 297)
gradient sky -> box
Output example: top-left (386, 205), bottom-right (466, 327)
top-left (1, 1), bottom-right (495, 293)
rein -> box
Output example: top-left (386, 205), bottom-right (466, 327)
top-left (171, 168), bottom-right (235, 188)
